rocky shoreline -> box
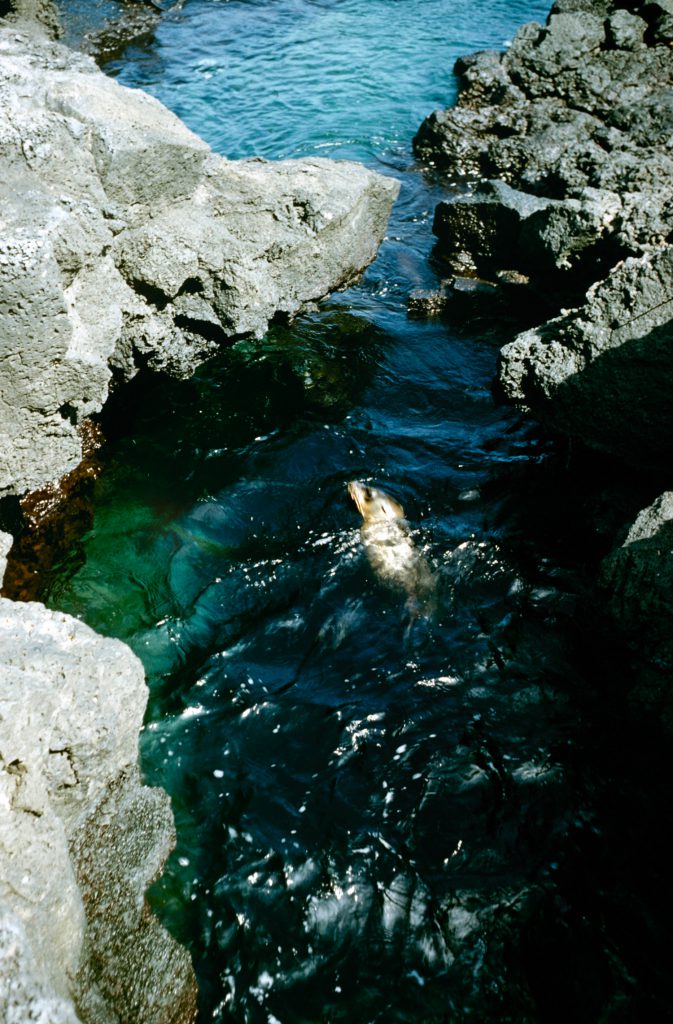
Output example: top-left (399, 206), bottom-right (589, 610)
top-left (0, 16), bottom-right (398, 498)
top-left (414, 0), bottom-right (673, 722)
top-left (0, 2), bottom-right (398, 1019)
top-left (3, 0), bottom-right (673, 1017)
top-left (0, 539), bottom-right (197, 1023)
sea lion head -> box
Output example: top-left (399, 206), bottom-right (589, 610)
top-left (348, 480), bottom-right (405, 523)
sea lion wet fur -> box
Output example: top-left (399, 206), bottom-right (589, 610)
top-left (348, 481), bottom-right (434, 614)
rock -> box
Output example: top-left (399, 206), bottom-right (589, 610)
top-left (0, 597), bottom-right (197, 1022)
top-left (416, 0), bottom-right (673, 742)
top-left (605, 9), bottom-right (647, 49)
top-left (601, 493), bottom-right (673, 726)
top-left (602, 492), bottom-right (673, 647)
top-left (407, 277), bottom-right (500, 318)
top-left (0, 21), bottom-right (399, 497)
top-left (0, 532), bottom-right (11, 586)
top-left (78, 5), bottom-right (162, 63)
top-left (0, 912), bottom-right (79, 1024)
top-left (642, 0), bottom-right (673, 43)
top-left (414, 0), bottom-right (673, 467)
top-left (0, 0), bottom-right (61, 37)
top-left (414, 4), bottom-right (673, 194)
top-left (1, 422), bottom-right (103, 603)
top-left (432, 180), bottom-right (552, 276)
top-left (407, 288), bottom-right (453, 317)
top-left (53, 0), bottom-right (169, 63)
top-left (499, 247), bottom-right (673, 467)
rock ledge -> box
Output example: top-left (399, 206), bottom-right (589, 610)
top-left (0, 18), bottom-right (398, 497)
top-left (0, 549), bottom-right (197, 1022)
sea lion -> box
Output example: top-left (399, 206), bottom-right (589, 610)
top-left (347, 480), bottom-right (434, 614)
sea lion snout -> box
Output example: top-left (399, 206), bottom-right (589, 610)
top-left (347, 480), bottom-right (405, 522)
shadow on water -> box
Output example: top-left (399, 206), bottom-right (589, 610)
top-left (39, 292), bottom-right (673, 1022)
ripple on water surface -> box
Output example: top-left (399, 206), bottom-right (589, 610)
top-left (41, 0), bottom-right (673, 1021)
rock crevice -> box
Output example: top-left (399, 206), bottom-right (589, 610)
top-left (414, 0), bottom-right (673, 720)
top-left (414, 0), bottom-right (673, 471)
top-left (1, 1), bottom-right (398, 1018)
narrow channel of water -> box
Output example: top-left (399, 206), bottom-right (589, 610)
top-left (42, 1), bottom-right (673, 1020)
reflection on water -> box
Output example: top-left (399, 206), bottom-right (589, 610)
top-left (40, 0), bottom-right (673, 1020)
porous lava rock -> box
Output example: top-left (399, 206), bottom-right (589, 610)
top-left (0, 16), bottom-right (398, 497)
top-left (415, 0), bottom-right (673, 720)
top-left (414, 0), bottom-right (673, 469)
top-left (0, 581), bottom-right (197, 1023)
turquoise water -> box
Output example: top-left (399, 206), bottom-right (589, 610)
top-left (105, 0), bottom-right (546, 164)
top-left (42, 1), bottom-right (673, 1021)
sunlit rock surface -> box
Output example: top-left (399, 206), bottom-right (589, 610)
top-left (0, 582), bottom-right (197, 1022)
top-left (414, 0), bottom-right (673, 469)
top-left (499, 247), bottom-right (673, 467)
top-left (0, 17), bottom-right (398, 497)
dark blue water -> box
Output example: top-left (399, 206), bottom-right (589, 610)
top-left (42, 1), bottom-right (673, 1021)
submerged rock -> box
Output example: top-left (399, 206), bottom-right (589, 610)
top-left (0, 18), bottom-right (398, 498)
top-left (0, 590), bottom-right (197, 1023)
top-left (414, 0), bottom-right (673, 468)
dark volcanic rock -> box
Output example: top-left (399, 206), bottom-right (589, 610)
top-left (601, 492), bottom-right (673, 728)
top-left (416, 1), bottom-right (673, 722)
top-left (1, 0), bottom-right (61, 36)
top-left (499, 247), bottom-right (673, 467)
top-left (414, 0), bottom-right (673, 470)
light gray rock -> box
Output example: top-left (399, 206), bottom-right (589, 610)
top-left (0, 22), bottom-right (398, 497)
top-left (605, 9), bottom-right (647, 49)
top-left (0, 598), bottom-right (197, 1022)
top-left (0, 532), bottom-right (11, 586)
top-left (0, 912), bottom-right (79, 1024)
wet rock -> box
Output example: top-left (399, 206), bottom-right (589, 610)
top-left (407, 277), bottom-right (501, 319)
top-left (407, 287), bottom-right (452, 317)
top-left (1, 421), bottom-right (103, 602)
top-left (0, 19), bottom-right (398, 498)
top-left (432, 180), bottom-right (552, 276)
top-left (81, 5), bottom-right (162, 63)
top-left (0, 597), bottom-right (197, 1022)
top-left (53, 0), bottom-right (180, 62)
top-left (416, 0), bottom-right (673, 727)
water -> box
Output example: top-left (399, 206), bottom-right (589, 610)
top-left (40, 1), bottom-right (673, 1020)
